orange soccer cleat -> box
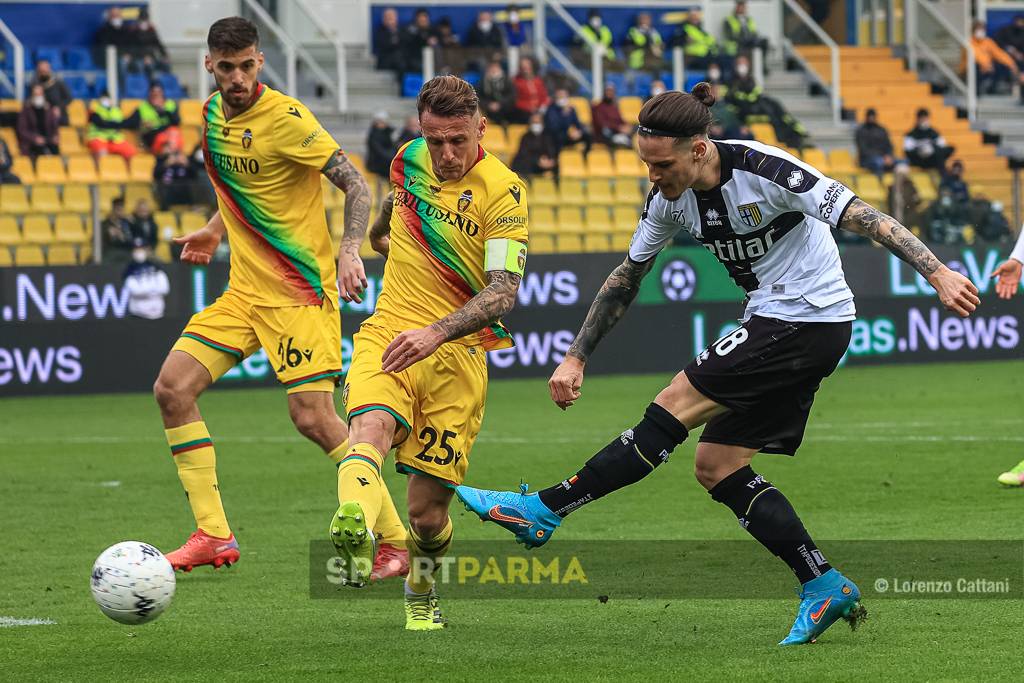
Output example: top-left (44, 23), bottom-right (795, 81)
top-left (371, 542), bottom-right (410, 581)
top-left (165, 530), bottom-right (240, 572)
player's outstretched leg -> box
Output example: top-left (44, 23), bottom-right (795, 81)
top-left (404, 475), bottom-right (455, 630)
top-left (456, 403), bottom-right (688, 547)
top-left (330, 443), bottom-right (387, 587)
top-left (997, 457), bottom-right (1024, 486)
top-left (700, 454), bottom-right (867, 645)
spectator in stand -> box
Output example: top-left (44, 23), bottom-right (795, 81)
top-left (573, 9), bottom-right (615, 66)
top-left (154, 148), bottom-right (197, 209)
top-left (511, 56), bottom-right (549, 122)
top-left (723, 1), bottom-right (769, 60)
top-left (887, 163), bottom-right (922, 229)
top-left (93, 7), bottom-right (131, 67)
top-left (855, 108), bottom-right (895, 174)
top-left (504, 5), bottom-right (529, 48)
top-left (131, 198), bottom-right (159, 248)
top-left (646, 79), bottom-right (667, 101)
top-left (86, 93), bottom-right (136, 160)
top-left (16, 85), bottom-right (61, 158)
top-left (125, 8), bottom-right (171, 76)
top-left (976, 200), bottom-right (1011, 242)
top-left (926, 189), bottom-right (969, 245)
top-left (102, 196), bottom-right (135, 262)
top-left (706, 63), bottom-right (726, 87)
top-left (673, 10), bottom-right (724, 73)
top-left (466, 11), bottom-right (505, 50)
top-left (402, 9), bottom-right (438, 74)
top-left (726, 55), bottom-right (807, 148)
top-left (995, 14), bottom-right (1024, 72)
top-left (434, 17), bottom-right (465, 73)
top-left (591, 83), bottom-right (634, 148)
top-left (962, 20), bottom-right (1020, 95)
top-left (123, 237), bottom-right (171, 319)
top-left (904, 108), bottom-right (954, 170)
top-left (544, 87), bottom-right (590, 153)
top-left (625, 13), bottom-right (665, 72)
top-left (366, 111), bottom-right (397, 184)
top-left (939, 159), bottom-right (970, 204)
top-left (477, 61), bottom-right (517, 125)
top-left (125, 83), bottom-right (181, 154)
top-left (29, 60), bottom-right (72, 125)
top-left (396, 114), bottom-right (422, 146)
top-left (0, 137), bottom-right (20, 183)
top-left (511, 112), bottom-right (559, 179)
top-left (373, 8), bottom-right (404, 75)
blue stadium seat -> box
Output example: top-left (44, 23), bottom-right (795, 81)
top-left (34, 47), bottom-right (64, 70)
top-left (605, 72), bottom-right (629, 97)
top-left (461, 71), bottom-right (480, 88)
top-left (91, 73), bottom-right (108, 97)
top-left (124, 73), bottom-right (150, 99)
top-left (158, 72), bottom-right (185, 99)
top-left (65, 47), bottom-right (95, 71)
top-left (402, 73), bottom-right (424, 98)
top-left (64, 75), bottom-right (91, 99)
top-left (633, 72), bottom-right (654, 99)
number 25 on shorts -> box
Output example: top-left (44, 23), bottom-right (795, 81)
top-left (414, 427), bottom-right (462, 466)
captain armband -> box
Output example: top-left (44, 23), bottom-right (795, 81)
top-left (484, 238), bottom-right (528, 277)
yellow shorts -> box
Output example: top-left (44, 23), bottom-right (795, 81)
top-left (172, 289), bottom-right (342, 393)
top-left (342, 322), bottom-right (488, 485)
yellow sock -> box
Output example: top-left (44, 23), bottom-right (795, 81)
top-left (406, 517), bottom-right (453, 594)
top-left (165, 422), bottom-right (230, 539)
top-left (326, 440), bottom-right (348, 466)
top-left (375, 482), bottom-right (408, 546)
top-left (337, 443), bottom-right (385, 534)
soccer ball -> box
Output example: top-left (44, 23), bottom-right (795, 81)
top-left (90, 541), bottom-right (176, 625)
top-left (661, 259), bottom-right (697, 301)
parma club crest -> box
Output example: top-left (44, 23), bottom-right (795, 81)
top-left (737, 203), bottom-right (763, 228)
top-left (458, 189), bottom-right (473, 212)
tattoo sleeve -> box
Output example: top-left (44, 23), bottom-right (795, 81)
top-left (430, 270), bottom-right (521, 342)
top-left (839, 198), bottom-right (941, 278)
top-left (369, 191), bottom-right (394, 243)
top-left (322, 149), bottom-right (372, 256)
top-left (567, 256), bottom-right (656, 363)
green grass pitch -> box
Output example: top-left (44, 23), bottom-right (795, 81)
top-left (1, 360), bottom-right (1022, 681)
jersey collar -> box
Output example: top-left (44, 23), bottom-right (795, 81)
top-left (219, 82), bottom-right (267, 122)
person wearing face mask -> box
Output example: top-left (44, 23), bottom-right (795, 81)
top-left (29, 59), bottom-right (72, 125)
top-left (504, 5), bottom-right (529, 48)
top-left (727, 56), bottom-right (807, 148)
top-left (466, 10), bottom-right (505, 50)
top-left (130, 198), bottom-right (159, 249)
top-left (126, 8), bottom-right (171, 76)
top-left (477, 61), bottom-right (516, 124)
top-left (995, 14), bottom-right (1024, 89)
top-left (86, 92), bottom-right (136, 160)
top-left (93, 7), bottom-right (131, 67)
top-left (855, 108), bottom-right (894, 174)
top-left (626, 13), bottom-right (665, 72)
top-left (926, 189), bottom-right (968, 245)
top-left (939, 159), bottom-right (970, 204)
top-left (373, 8), bottom-right (404, 76)
top-left (123, 238), bottom-right (171, 320)
top-left (672, 10), bottom-right (723, 72)
top-left (975, 199), bottom-right (1011, 244)
top-left (591, 83), bottom-right (634, 148)
top-left (904, 108), bottom-right (954, 170)
top-left (154, 147), bottom-right (199, 209)
top-left (511, 112), bottom-right (559, 179)
top-left (646, 79), bottom-right (667, 101)
top-left (544, 87), bottom-right (591, 153)
top-left (16, 84), bottom-right (61, 158)
top-left (962, 20), bottom-right (1020, 95)
top-left (101, 196), bottom-right (135, 261)
top-left (511, 56), bottom-right (549, 122)
top-left (573, 9), bottom-right (616, 67)
top-left (723, 1), bottom-right (769, 61)
top-left (124, 82), bottom-right (182, 154)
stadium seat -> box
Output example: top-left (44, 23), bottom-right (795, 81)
top-left (59, 127), bottom-right (84, 154)
top-left (320, 178), bottom-right (341, 209)
top-left (34, 47), bottom-right (63, 70)
top-left (558, 207), bottom-right (585, 232)
top-left (47, 243), bottom-right (78, 265)
top-left (179, 99), bottom-right (203, 127)
top-left (485, 127), bottom-right (509, 158)
top-left (555, 233), bottom-right (584, 253)
top-left (21, 215), bottom-right (54, 244)
top-left (67, 100), bottom-right (87, 128)
top-left (828, 149), bottom-right (858, 176)
top-left (158, 73), bottom-right (186, 100)
top-left (124, 75), bottom-right (150, 99)
top-left (11, 157), bottom-right (36, 184)
top-left (154, 211), bottom-right (180, 239)
top-left (584, 179), bottom-right (615, 205)
top-left (55, 214), bottom-right (89, 244)
top-left (529, 206), bottom-right (557, 234)
top-left (0, 247), bottom-right (11, 266)
top-left (612, 149), bottom-right (646, 179)
top-left (14, 244), bottom-right (46, 266)
top-left (0, 126), bottom-right (18, 154)
top-left (612, 205), bottom-right (638, 229)
top-left (98, 155), bottom-right (129, 183)
top-left (619, 96), bottom-right (642, 125)
top-left (130, 154), bottom-right (156, 182)
top-left (181, 126), bottom-right (201, 152)
top-left (801, 148), bottom-right (830, 175)
top-left (35, 156), bottom-right (67, 184)
top-left (529, 177), bottom-right (559, 206)
top-left (749, 123), bottom-right (777, 145)
top-left (65, 47), bottom-right (95, 70)
top-left (30, 185), bottom-right (62, 213)
top-left (559, 149), bottom-right (587, 179)
top-left (62, 184), bottom-right (92, 213)
top-left (611, 230), bottom-right (633, 251)
top-left (854, 173), bottom-right (885, 205)
top-left (586, 148), bottom-right (617, 179)
top-left (1, 184), bottom-right (31, 213)
top-left (402, 73), bottom-right (424, 98)
top-left (583, 206), bottom-right (614, 232)
top-left (569, 97), bottom-right (592, 127)
top-left (583, 233), bottom-right (611, 252)
top-left (67, 155), bottom-right (99, 183)
top-left (0, 216), bottom-right (20, 245)
top-left (612, 178), bottom-right (644, 206)
top-left (179, 212), bottom-right (207, 235)
top-left (558, 178), bottom-right (586, 206)
top-left (120, 98), bottom-right (142, 117)
top-left (124, 183), bottom-right (156, 209)
top-left (530, 234), bottom-right (556, 254)
top-left (909, 171), bottom-right (937, 202)
top-left (96, 183), bottom-right (122, 209)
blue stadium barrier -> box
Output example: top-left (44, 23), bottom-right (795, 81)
top-left (64, 74), bottom-right (91, 99)
top-left (124, 73), bottom-right (150, 99)
top-left (34, 46), bottom-right (64, 70)
top-left (65, 47), bottom-right (96, 71)
top-left (402, 73), bottom-right (424, 98)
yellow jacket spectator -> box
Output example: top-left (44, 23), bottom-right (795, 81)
top-left (574, 9), bottom-right (614, 60)
top-left (625, 13), bottom-right (664, 70)
top-left (86, 94), bottom-right (137, 160)
top-left (723, 1), bottom-right (768, 57)
top-left (125, 82), bottom-right (182, 153)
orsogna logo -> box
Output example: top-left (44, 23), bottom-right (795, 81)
top-left (660, 259), bottom-right (697, 301)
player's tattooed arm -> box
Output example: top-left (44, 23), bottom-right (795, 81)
top-left (322, 149), bottom-right (371, 302)
top-left (430, 270), bottom-right (521, 342)
top-left (840, 198), bottom-right (980, 317)
top-left (567, 256), bottom-right (656, 363)
top-left (368, 191), bottom-right (394, 257)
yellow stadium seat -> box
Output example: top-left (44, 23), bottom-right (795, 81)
top-left (801, 148), bottom-right (830, 175)
top-left (749, 123), bottom-right (777, 145)
top-left (559, 149), bottom-right (587, 179)
top-left (22, 215), bottom-right (53, 244)
top-left (530, 234), bottom-right (557, 254)
top-left (583, 206), bottom-right (614, 232)
top-left (327, 208), bottom-right (345, 238)
top-left (557, 207), bottom-right (585, 232)
top-left (828, 149), bottom-right (857, 176)
top-left (98, 155), bottom-right (129, 183)
top-left (0, 127), bottom-right (18, 155)
top-left (11, 156), bottom-right (36, 183)
top-left (529, 206), bottom-right (557, 234)
top-left (611, 230), bottom-right (633, 251)
top-left (0, 247), bottom-right (11, 266)
top-left (153, 211), bottom-right (180, 241)
top-left (181, 126), bottom-right (201, 152)
top-left (584, 179), bottom-right (615, 205)
top-left (619, 96), bottom-right (642, 125)
top-left (97, 183), bottom-right (122, 210)
top-left (130, 154), bottom-right (156, 182)
top-left (612, 148), bottom-right (646, 178)
top-left (0, 216), bottom-right (20, 245)
top-left (120, 99), bottom-right (142, 117)
top-left (179, 212), bottom-right (207, 235)
top-left (529, 177), bottom-right (559, 206)
top-left (569, 97), bottom-right (592, 126)
top-left (555, 233), bottom-right (584, 253)
top-left (63, 184), bottom-right (92, 213)
top-left (55, 214), bottom-right (89, 244)
top-left (154, 240), bottom-right (172, 263)
top-left (586, 148), bottom-right (617, 179)
top-left (59, 127), bottom-right (83, 154)
top-left (505, 124), bottom-right (527, 153)
top-left (612, 206), bottom-right (638, 230)
top-left (35, 156), bottom-right (66, 184)
top-left (179, 99), bottom-right (203, 127)
top-left (30, 185), bottom-right (62, 213)
top-left (67, 100), bottom-right (87, 128)
top-left (1, 184), bottom-right (31, 213)
top-left (558, 178), bottom-right (586, 206)
top-left (854, 173), bottom-right (885, 205)
top-left (485, 126), bottom-right (509, 157)
top-left (47, 243), bottom-right (78, 265)
top-left (67, 155), bottom-right (99, 183)
top-left (14, 245), bottom-right (46, 266)
top-left (124, 183), bottom-right (156, 209)
top-left (612, 178), bottom-right (644, 205)
top-left (583, 233), bottom-right (611, 252)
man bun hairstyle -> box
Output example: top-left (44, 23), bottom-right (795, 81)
top-left (417, 75), bottom-right (479, 118)
top-left (208, 17), bottom-right (260, 53)
top-left (638, 82), bottom-right (715, 141)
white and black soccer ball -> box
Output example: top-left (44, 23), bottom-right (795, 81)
top-left (661, 259), bottom-right (697, 301)
top-left (90, 541), bottom-right (175, 625)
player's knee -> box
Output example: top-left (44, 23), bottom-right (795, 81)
top-left (407, 502), bottom-right (448, 539)
top-left (153, 374), bottom-right (189, 416)
top-left (693, 457), bottom-right (722, 490)
top-left (289, 404), bottom-right (327, 442)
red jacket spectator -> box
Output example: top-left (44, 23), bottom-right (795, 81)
top-left (512, 57), bottom-right (549, 122)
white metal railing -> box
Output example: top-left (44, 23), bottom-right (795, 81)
top-left (782, 0), bottom-right (842, 125)
top-left (293, 0), bottom-right (349, 111)
top-left (0, 18), bottom-right (25, 102)
top-left (241, 0), bottom-right (297, 95)
top-left (105, 46), bottom-right (119, 102)
top-left (545, 0), bottom-right (603, 97)
top-left (907, 0), bottom-right (975, 121)
top-left (672, 46), bottom-right (685, 93)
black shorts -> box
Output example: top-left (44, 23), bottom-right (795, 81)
top-left (684, 316), bottom-right (852, 456)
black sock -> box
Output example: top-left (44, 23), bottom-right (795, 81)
top-left (538, 403), bottom-right (688, 517)
top-left (709, 465), bottom-right (832, 584)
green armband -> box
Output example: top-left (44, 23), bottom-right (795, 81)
top-left (484, 238), bottom-right (528, 276)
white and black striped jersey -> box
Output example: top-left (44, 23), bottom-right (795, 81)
top-left (629, 139), bottom-right (859, 323)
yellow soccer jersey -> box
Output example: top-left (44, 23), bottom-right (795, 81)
top-left (202, 83), bottom-right (341, 307)
top-left (372, 138), bottom-right (529, 350)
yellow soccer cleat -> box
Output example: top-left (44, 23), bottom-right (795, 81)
top-left (404, 587), bottom-right (446, 631)
top-left (997, 459), bottom-right (1024, 487)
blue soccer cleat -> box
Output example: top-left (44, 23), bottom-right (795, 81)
top-left (779, 569), bottom-right (868, 645)
top-left (455, 483), bottom-right (562, 548)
